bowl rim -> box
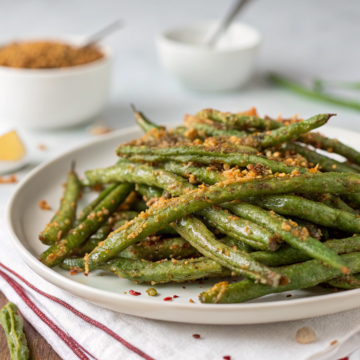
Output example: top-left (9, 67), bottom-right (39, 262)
top-left (0, 37), bottom-right (113, 77)
top-left (157, 20), bottom-right (261, 53)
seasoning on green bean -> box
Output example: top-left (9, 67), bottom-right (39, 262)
top-left (62, 257), bottom-right (232, 284)
top-left (191, 122), bottom-right (249, 138)
top-left (71, 223), bottom-right (112, 257)
top-left (117, 144), bottom-right (259, 157)
top-left (283, 142), bottom-right (356, 173)
top-left (120, 237), bottom-right (199, 261)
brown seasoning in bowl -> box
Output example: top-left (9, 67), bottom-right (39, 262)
top-left (0, 41), bottom-right (104, 69)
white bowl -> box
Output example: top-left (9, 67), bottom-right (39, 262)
top-left (0, 37), bottom-right (113, 129)
top-left (156, 21), bottom-right (261, 92)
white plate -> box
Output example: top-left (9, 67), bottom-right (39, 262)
top-left (7, 125), bottom-right (360, 325)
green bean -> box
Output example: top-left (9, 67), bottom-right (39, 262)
top-left (172, 215), bottom-right (286, 286)
top-left (39, 183), bottom-right (134, 267)
top-left (299, 132), bottom-right (360, 166)
top-left (197, 108), bottom-right (283, 130)
top-left (131, 104), bottom-right (162, 133)
top-left (344, 161), bottom-right (360, 172)
top-left (115, 219), bottom-right (178, 237)
top-left (0, 302), bottom-right (29, 360)
top-left (220, 236), bottom-right (255, 253)
top-left (199, 206), bottom-right (280, 251)
top-left (129, 199), bottom-right (148, 212)
top-left (200, 252), bottom-right (360, 303)
top-left (304, 193), bottom-right (356, 214)
top-left (269, 73), bottom-right (360, 112)
top-left (251, 236), bottom-right (360, 267)
top-left (191, 122), bottom-right (249, 138)
top-left (127, 153), bottom-right (308, 175)
top-left (221, 201), bottom-right (349, 273)
top-left (228, 114), bottom-right (333, 149)
top-left (71, 223), bottom-right (112, 257)
top-left (284, 142), bottom-right (357, 173)
top-left (289, 218), bottom-right (323, 240)
top-left (62, 257), bottom-right (232, 284)
top-left (120, 237), bottom-right (199, 261)
top-left (135, 183), bottom-right (163, 200)
top-left (76, 183), bottom-right (119, 224)
top-left (259, 113), bottom-right (333, 149)
top-left (117, 144), bottom-right (259, 157)
top-left (163, 162), bottom-right (226, 185)
top-left (85, 171), bottom-right (360, 271)
top-left (327, 275), bottom-right (360, 290)
top-left (39, 165), bottom-right (81, 245)
top-left (246, 194), bottom-right (360, 233)
top-left (284, 142), bottom-right (360, 207)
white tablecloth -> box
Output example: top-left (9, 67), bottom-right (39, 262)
top-left (1, 220), bottom-right (360, 360)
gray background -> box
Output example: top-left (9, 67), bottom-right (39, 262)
top-left (1, 0), bottom-right (360, 215)
top-left (1, 0), bottom-right (359, 130)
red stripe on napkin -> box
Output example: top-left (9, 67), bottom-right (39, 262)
top-left (0, 269), bottom-right (91, 360)
top-left (0, 263), bottom-right (155, 360)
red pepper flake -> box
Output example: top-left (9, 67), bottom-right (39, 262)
top-left (163, 296), bottom-right (172, 301)
top-left (198, 281), bottom-right (204, 284)
top-left (182, 286), bottom-right (186, 289)
top-left (330, 340), bottom-right (338, 346)
top-left (173, 295), bottom-right (179, 298)
top-left (338, 357), bottom-right (349, 360)
top-left (223, 356), bottom-right (231, 360)
top-left (129, 290), bottom-right (141, 296)
top-left (286, 294), bottom-right (292, 297)
top-left (192, 334), bottom-right (200, 339)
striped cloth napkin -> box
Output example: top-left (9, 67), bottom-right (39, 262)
top-left (0, 220), bottom-right (359, 360)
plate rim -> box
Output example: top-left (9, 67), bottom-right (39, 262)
top-left (6, 124), bottom-right (360, 323)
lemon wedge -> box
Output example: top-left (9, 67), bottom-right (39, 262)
top-left (0, 130), bottom-right (26, 161)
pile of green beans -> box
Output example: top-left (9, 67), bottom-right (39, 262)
top-left (38, 106), bottom-right (360, 304)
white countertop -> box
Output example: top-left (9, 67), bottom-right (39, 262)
top-left (1, 0), bottom-right (360, 216)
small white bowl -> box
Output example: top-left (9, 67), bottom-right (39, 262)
top-left (0, 37), bottom-right (113, 129)
top-left (156, 21), bottom-right (261, 92)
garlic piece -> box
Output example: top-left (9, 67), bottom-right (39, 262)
top-left (295, 326), bottom-right (317, 344)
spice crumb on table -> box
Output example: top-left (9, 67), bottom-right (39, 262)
top-left (38, 200), bottom-right (51, 210)
top-left (0, 175), bottom-right (17, 184)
